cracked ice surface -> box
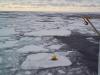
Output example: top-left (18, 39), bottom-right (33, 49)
top-left (0, 12), bottom-right (99, 75)
top-left (24, 29), bottom-right (71, 36)
top-left (0, 40), bottom-right (18, 49)
top-left (17, 45), bottom-right (49, 53)
top-left (21, 53), bottom-right (72, 69)
top-left (0, 28), bottom-right (17, 36)
top-left (17, 37), bottom-right (65, 53)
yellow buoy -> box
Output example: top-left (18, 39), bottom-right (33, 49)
top-left (51, 53), bottom-right (58, 61)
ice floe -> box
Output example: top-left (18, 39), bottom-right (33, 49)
top-left (47, 44), bottom-right (64, 50)
top-left (21, 53), bottom-right (72, 69)
top-left (0, 28), bottom-right (17, 36)
top-left (24, 29), bottom-right (71, 36)
top-left (17, 45), bottom-right (49, 53)
top-left (58, 70), bottom-right (65, 74)
top-left (0, 40), bottom-right (17, 49)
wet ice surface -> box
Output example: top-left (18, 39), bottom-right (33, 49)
top-left (0, 12), bottom-right (99, 75)
top-left (21, 53), bottom-right (72, 70)
top-left (24, 29), bottom-right (71, 36)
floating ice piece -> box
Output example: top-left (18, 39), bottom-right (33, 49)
top-left (17, 45), bottom-right (49, 53)
top-left (0, 40), bottom-right (17, 49)
top-left (24, 29), bottom-right (71, 36)
top-left (21, 53), bottom-right (72, 69)
top-left (58, 70), bottom-right (65, 74)
top-left (47, 44), bottom-right (64, 50)
top-left (0, 28), bottom-right (17, 36)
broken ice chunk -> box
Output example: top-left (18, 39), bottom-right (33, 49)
top-left (21, 53), bottom-right (72, 69)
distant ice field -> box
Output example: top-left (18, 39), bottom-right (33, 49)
top-left (0, 12), bottom-right (100, 36)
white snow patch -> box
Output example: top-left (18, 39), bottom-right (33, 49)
top-left (0, 28), bottom-right (17, 36)
top-left (17, 45), bottom-right (49, 53)
top-left (58, 70), bottom-right (65, 74)
top-left (21, 53), bottom-right (72, 69)
top-left (25, 29), bottom-right (71, 36)
top-left (65, 51), bottom-right (74, 55)
top-left (47, 44), bottom-right (64, 50)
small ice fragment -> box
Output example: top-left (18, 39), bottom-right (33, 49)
top-left (48, 73), bottom-right (52, 75)
top-left (58, 70), bottom-right (65, 74)
top-left (48, 44), bottom-right (64, 50)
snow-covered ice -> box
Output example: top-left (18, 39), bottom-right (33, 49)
top-left (21, 53), bottom-right (72, 69)
top-left (0, 40), bottom-right (17, 49)
top-left (0, 12), bottom-right (99, 75)
top-left (24, 29), bottom-right (71, 36)
top-left (17, 45), bottom-right (49, 53)
top-left (58, 70), bottom-right (65, 74)
top-left (0, 28), bottom-right (17, 36)
top-left (47, 44), bottom-right (65, 50)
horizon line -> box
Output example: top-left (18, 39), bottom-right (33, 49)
top-left (0, 4), bottom-right (100, 13)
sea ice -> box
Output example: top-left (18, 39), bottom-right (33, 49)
top-left (0, 28), bottom-right (17, 36)
top-left (58, 70), bottom-right (65, 74)
top-left (0, 40), bottom-right (17, 49)
top-left (47, 44), bottom-right (64, 50)
top-left (24, 29), bottom-right (71, 36)
top-left (17, 45), bottom-right (49, 53)
top-left (21, 53), bottom-right (72, 69)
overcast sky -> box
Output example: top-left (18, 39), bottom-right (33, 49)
top-left (0, 0), bottom-right (100, 6)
